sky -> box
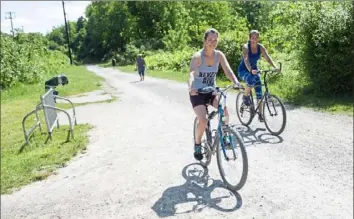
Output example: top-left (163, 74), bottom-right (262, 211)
top-left (1, 1), bottom-right (91, 35)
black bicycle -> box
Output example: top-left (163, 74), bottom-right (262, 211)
top-left (235, 62), bottom-right (287, 136)
top-left (193, 85), bottom-right (248, 191)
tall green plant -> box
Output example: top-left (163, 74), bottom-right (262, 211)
top-left (0, 33), bottom-right (69, 90)
top-left (299, 2), bottom-right (353, 96)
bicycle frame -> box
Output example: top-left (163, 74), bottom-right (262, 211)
top-left (245, 62), bottom-right (282, 116)
top-left (248, 72), bottom-right (271, 114)
top-left (209, 86), bottom-right (238, 160)
top-left (243, 61), bottom-right (282, 108)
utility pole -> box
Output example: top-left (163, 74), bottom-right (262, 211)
top-left (5, 11), bottom-right (15, 37)
top-left (62, 1), bottom-right (73, 65)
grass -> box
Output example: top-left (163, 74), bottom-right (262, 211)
top-left (113, 64), bottom-right (353, 116)
top-left (0, 65), bottom-right (106, 194)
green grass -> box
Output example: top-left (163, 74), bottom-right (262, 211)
top-left (113, 64), bottom-right (353, 115)
top-left (1, 65), bottom-right (106, 194)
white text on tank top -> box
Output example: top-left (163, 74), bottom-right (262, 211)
top-left (193, 50), bottom-right (219, 90)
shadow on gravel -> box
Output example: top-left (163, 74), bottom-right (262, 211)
top-left (151, 163), bottom-right (242, 217)
top-left (233, 124), bottom-right (284, 146)
top-left (130, 80), bottom-right (142, 84)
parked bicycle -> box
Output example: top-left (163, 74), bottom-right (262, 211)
top-left (193, 85), bottom-right (248, 191)
top-left (235, 62), bottom-right (287, 136)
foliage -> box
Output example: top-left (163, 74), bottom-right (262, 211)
top-left (0, 33), bottom-right (69, 90)
top-left (145, 47), bottom-right (195, 73)
top-left (43, 1), bottom-right (353, 98)
top-left (298, 2), bottom-right (354, 96)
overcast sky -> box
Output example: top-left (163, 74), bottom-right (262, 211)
top-left (1, 1), bottom-right (91, 35)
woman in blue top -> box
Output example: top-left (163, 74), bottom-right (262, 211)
top-left (238, 30), bottom-right (280, 122)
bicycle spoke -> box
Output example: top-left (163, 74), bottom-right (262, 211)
top-left (217, 127), bottom-right (248, 191)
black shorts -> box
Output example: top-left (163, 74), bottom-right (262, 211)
top-left (189, 92), bottom-right (216, 108)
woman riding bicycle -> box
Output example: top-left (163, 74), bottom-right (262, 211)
top-left (188, 28), bottom-right (241, 161)
top-left (237, 30), bottom-right (280, 122)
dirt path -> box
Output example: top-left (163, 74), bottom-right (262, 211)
top-left (1, 66), bottom-right (352, 219)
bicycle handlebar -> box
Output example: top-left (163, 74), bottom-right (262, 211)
top-left (197, 84), bottom-right (242, 94)
top-left (256, 62), bottom-right (282, 74)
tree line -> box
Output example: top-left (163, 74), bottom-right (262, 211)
top-left (2, 1), bottom-right (353, 98)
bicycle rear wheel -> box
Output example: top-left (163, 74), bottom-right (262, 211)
top-left (236, 92), bottom-right (253, 126)
top-left (193, 117), bottom-right (212, 167)
top-left (263, 94), bottom-right (287, 136)
top-left (216, 126), bottom-right (248, 191)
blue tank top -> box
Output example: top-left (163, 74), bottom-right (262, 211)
top-left (191, 49), bottom-right (219, 90)
top-left (238, 42), bottom-right (261, 72)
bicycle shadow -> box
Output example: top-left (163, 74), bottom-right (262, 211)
top-left (151, 163), bottom-right (243, 217)
top-left (232, 124), bottom-right (284, 147)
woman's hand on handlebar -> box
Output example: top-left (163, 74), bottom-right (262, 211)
top-left (233, 82), bottom-right (243, 90)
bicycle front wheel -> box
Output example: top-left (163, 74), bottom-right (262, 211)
top-left (216, 126), bottom-right (248, 191)
top-left (193, 117), bottom-right (212, 167)
top-left (236, 91), bottom-right (253, 126)
top-left (263, 94), bottom-right (287, 136)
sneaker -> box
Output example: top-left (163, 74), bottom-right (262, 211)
top-left (194, 144), bottom-right (203, 161)
top-left (243, 95), bottom-right (251, 106)
top-left (258, 113), bottom-right (264, 122)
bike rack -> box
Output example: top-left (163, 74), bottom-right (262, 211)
top-left (22, 103), bottom-right (43, 144)
top-left (22, 88), bottom-right (77, 145)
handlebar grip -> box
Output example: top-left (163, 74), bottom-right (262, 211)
top-left (279, 62), bottom-right (282, 72)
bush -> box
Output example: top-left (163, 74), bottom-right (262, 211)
top-left (217, 30), bottom-right (248, 80)
top-left (298, 3), bottom-right (353, 96)
top-left (0, 33), bottom-right (69, 90)
top-left (144, 47), bottom-right (196, 73)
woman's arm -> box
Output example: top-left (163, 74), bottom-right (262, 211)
top-left (260, 45), bottom-right (277, 69)
top-left (188, 53), bottom-right (200, 92)
top-left (218, 51), bottom-right (240, 85)
top-left (242, 44), bottom-right (252, 72)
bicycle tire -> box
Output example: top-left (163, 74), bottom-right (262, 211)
top-left (263, 94), bottom-right (287, 136)
top-left (236, 91), bottom-right (253, 126)
top-left (216, 126), bottom-right (248, 191)
top-left (193, 117), bottom-right (212, 167)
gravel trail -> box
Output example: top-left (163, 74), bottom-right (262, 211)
top-left (1, 66), bottom-right (352, 219)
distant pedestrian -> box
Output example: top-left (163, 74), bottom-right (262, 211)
top-left (136, 54), bottom-right (146, 81)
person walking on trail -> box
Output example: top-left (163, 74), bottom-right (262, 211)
top-left (136, 54), bottom-right (146, 81)
top-left (237, 30), bottom-right (280, 122)
top-left (188, 28), bottom-right (242, 161)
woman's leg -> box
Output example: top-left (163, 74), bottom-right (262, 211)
top-left (193, 105), bottom-right (208, 145)
top-left (190, 93), bottom-right (208, 161)
top-left (244, 73), bottom-right (257, 106)
top-left (254, 75), bottom-right (264, 121)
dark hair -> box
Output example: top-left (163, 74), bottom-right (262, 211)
top-left (204, 28), bottom-right (219, 40)
top-left (249, 29), bottom-right (260, 38)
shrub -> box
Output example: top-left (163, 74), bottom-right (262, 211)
top-left (0, 33), bottom-right (69, 90)
top-left (298, 3), bottom-right (353, 96)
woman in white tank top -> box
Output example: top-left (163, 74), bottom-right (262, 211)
top-left (188, 28), bottom-right (241, 161)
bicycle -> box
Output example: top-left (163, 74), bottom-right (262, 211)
top-left (193, 85), bottom-right (248, 191)
top-left (235, 62), bottom-right (287, 136)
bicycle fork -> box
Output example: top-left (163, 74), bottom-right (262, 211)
top-left (217, 110), bottom-right (238, 161)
